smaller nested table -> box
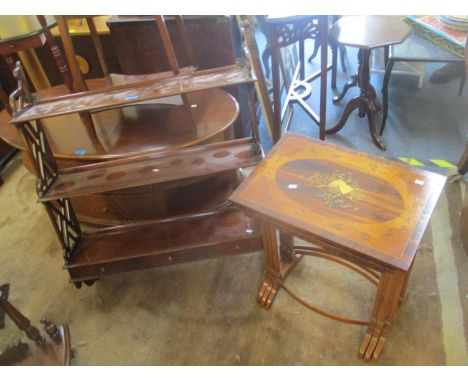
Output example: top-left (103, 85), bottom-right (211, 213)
top-left (230, 132), bottom-right (446, 361)
top-left (327, 16), bottom-right (411, 151)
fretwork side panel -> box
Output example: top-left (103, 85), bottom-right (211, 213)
top-left (16, 119), bottom-right (81, 263)
top-left (43, 198), bottom-right (81, 263)
top-left (18, 120), bottom-right (58, 195)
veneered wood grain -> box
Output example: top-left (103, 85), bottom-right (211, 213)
top-left (65, 207), bottom-right (262, 281)
top-left (41, 138), bottom-right (262, 201)
top-left (68, 170), bottom-right (242, 226)
top-left (230, 132), bottom-right (446, 271)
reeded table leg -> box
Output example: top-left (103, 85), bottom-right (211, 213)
top-left (359, 269), bottom-right (406, 361)
top-left (258, 224), bottom-right (281, 309)
top-left (258, 225), bottom-right (301, 309)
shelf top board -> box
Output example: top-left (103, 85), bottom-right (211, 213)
top-left (11, 64), bottom-right (255, 124)
top-left (3, 87), bottom-right (240, 160)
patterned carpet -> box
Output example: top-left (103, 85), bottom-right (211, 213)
top-left (1, 157), bottom-right (467, 365)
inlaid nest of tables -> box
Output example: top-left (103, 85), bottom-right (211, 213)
top-left (230, 132), bottom-right (446, 361)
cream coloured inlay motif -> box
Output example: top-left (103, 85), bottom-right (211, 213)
top-left (307, 170), bottom-right (364, 210)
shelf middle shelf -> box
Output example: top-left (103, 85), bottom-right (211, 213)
top-left (40, 137), bottom-right (262, 201)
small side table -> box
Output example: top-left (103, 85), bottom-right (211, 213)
top-left (0, 284), bottom-right (72, 365)
top-left (0, 15), bottom-right (74, 92)
top-left (326, 16), bottom-right (411, 151)
top-left (266, 16), bottom-right (329, 142)
top-left (230, 132), bottom-right (446, 361)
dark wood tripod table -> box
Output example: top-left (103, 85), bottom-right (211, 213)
top-left (0, 284), bottom-right (72, 365)
top-left (230, 133), bottom-right (446, 361)
top-left (326, 16), bottom-right (411, 151)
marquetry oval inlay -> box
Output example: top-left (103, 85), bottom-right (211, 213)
top-left (276, 159), bottom-right (404, 224)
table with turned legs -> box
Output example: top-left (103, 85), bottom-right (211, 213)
top-left (326, 16), bottom-right (411, 151)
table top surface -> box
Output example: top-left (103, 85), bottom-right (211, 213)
top-left (331, 15), bottom-right (412, 49)
top-left (229, 133), bottom-right (446, 271)
top-left (0, 16), bottom-right (55, 44)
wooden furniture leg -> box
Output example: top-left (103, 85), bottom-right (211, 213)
top-left (258, 223), bottom-right (282, 309)
top-left (318, 15), bottom-right (328, 140)
top-left (54, 16), bottom-right (106, 145)
top-left (333, 75), bottom-right (358, 103)
top-left (85, 16), bottom-right (109, 78)
top-left (359, 269), bottom-right (406, 361)
top-left (458, 143), bottom-right (468, 255)
top-left (398, 263), bottom-right (413, 305)
top-left (0, 293), bottom-right (45, 347)
top-left (270, 28), bottom-right (281, 143)
top-left (327, 48), bottom-right (386, 151)
top-left (175, 16), bottom-right (196, 66)
top-left (461, 183), bottom-right (468, 255)
top-left (459, 42), bottom-right (467, 254)
top-left (308, 15), bottom-right (345, 91)
top-left (55, 16), bottom-right (88, 92)
top-left (326, 96), bottom-right (361, 135)
top-left (237, 16), bottom-right (275, 141)
top-left (339, 45), bottom-right (347, 73)
top-left (258, 226), bottom-right (302, 310)
top-left (380, 57), bottom-right (395, 135)
top-left (330, 38), bottom-right (338, 89)
top-left (279, 231), bottom-right (295, 262)
top-left (36, 16), bottom-right (74, 92)
top-left (155, 16), bottom-right (180, 75)
top-left (0, 284), bottom-right (72, 366)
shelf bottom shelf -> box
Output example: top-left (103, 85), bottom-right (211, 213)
top-left (65, 207), bottom-right (262, 282)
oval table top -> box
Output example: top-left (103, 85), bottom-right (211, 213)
top-left (0, 78), bottom-right (239, 161)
